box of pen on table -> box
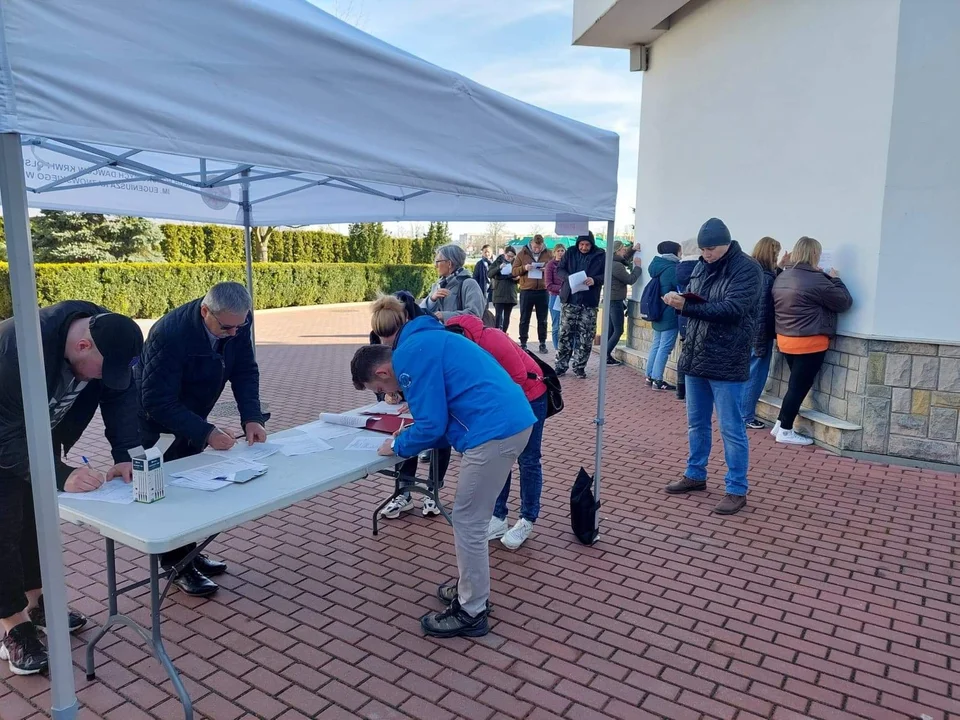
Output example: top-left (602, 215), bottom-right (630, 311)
top-left (130, 445), bottom-right (165, 503)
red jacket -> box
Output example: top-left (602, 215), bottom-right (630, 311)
top-left (445, 315), bottom-right (546, 402)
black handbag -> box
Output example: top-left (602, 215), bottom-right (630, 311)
top-left (524, 350), bottom-right (563, 418)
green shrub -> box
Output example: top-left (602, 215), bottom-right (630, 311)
top-left (0, 262), bottom-right (436, 319)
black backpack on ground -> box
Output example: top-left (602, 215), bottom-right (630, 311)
top-left (570, 466), bottom-right (600, 545)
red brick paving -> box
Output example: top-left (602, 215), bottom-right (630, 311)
top-left (3, 303), bottom-right (959, 720)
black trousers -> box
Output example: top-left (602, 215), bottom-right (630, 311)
top-left (0, 479), bottom-right (42, 619)
top-left (159, 436), bottom-right (205, 568)
top-left (606, 299), bottom-right (626, 357)
top-left (494, 304), bottom-right (514, 334)
top-left (779, 351), bottom-right (827, 430)
top-left (518, 290), bottom-right (549, 345)
top-left (397, 447), bottom-right (451, 489)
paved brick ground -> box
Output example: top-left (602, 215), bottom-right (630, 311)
top-left (3, 304), bottom-right (959, 720)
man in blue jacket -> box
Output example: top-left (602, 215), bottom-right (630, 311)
top-left (137, 282), bottom-right (268, 597)
top-left (351, 315), bottom-right (534, 638)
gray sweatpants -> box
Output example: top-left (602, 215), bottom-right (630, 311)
top-left (455, 427), bottom-right (532, 616)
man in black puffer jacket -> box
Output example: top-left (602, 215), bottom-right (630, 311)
top-left (662, 219), bottom-right (761, 516)
top-left (137, 282), bottom-right (268, 598)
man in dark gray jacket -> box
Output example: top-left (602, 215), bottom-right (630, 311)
top-left (662, 218), bottom-right (761, 516)
top-left (0, 302), bottom-right (143, 675)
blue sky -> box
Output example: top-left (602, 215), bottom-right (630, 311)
top-left (310, 0), bottom-right (641, 239)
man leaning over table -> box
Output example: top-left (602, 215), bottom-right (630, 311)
top-left (137, 282), bottom-right (268, 598)
top-left (0, 302), bottom-right (143, 676)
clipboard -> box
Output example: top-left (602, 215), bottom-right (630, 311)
top-left (363, 415), bottom-right (414, 435)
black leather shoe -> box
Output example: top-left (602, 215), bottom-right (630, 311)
top-left (168, 565), bottom-right (218, 597)
top-left (193, 554), bottom-right (227, 578)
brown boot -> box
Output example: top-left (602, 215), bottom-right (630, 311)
top-left (713, 494), bottom-right (747, 515)
top-left (665, 476), bottom-right (707, 494)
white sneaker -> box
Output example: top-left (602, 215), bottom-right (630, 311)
top-left (486, 517), bottom-right (508, 541)
top-left (421, 498), bottom-right (441, 517)
top-left (380, 494), bottom-right (414, 519)
top-left (501, 519), bottom-right (534, 550)
top-left (770, 420), bottom-right (781, 437)
top-left (776, 427), bottom-right (814, 446)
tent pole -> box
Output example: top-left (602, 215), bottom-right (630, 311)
top-left (593, 218), bottom-right (617, 536)
top-left (241, 169), bottom-right (256, 351)
top-left (0, 133), bottom-right (78, 719)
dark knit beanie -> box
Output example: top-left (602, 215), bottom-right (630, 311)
top-left (697, 218), bottom-right (732, 248)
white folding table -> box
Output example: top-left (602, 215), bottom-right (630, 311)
top-left (58, 423), bottom-right (397, 720)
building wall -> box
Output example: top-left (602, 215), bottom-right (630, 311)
top-left (633, 0), bottom-right (902, 337)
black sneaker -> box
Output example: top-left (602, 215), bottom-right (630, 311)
top-left (421, 599), bottom-right (489, 638)
top-left (654, 380), bottom-right (676, 391)
top-left (28, 595), bottom-right (87, 634)
top-left (0, 622), bottom-right (48, 675)
top-left (539, 343), bottom-right (548, 355)
top-left (745, 419), bottom-right (766, 430)
top-left (606, 356), bottom-right (621, 366)
top-left (520, 343), bottom-right (528, 351)
top-left (574, 369), bottom-right (587, 379)
top-left (555, 366), bottom-right (567, 377)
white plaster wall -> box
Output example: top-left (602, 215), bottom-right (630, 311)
top-left (874, 0), bottom-right (960, 343)
top-left (633, 0), bottom-right (902, 336)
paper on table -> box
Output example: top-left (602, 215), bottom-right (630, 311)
top-left (319, 413), bottom-right (370, 428)
top-left (298, 421), bottom-right (362, 440)
top-left (203, 442), bottom-right (282, 462)
top-left (274, 433), bottom-right (333, 456)
top-left (569, 270), bottom-right (589, 293)
top-left (359, 401), bottom-right (403, 416)
top-left (60, 479), bottom-right (134, 505)
top-left (344, 435), bottom-right (387, 452)
top-left (170, 476), bottom-right (233, 491)
top-left (171, 457), bottom-right (264, 482)
top-left (499, 264), bottom-right (512, 276)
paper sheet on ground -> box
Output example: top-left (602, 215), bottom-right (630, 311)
top-left (297, 420), bottom-right (362, 440)
top-left (359, 401), bottom-right (403, 415)
top-left (344, 435), bottom-right (387, 452)
top-left (203, 441), bottom-right (282, 462)
top-left (171, 457), bottom-right (265, 482)
top-left (170, 476), bottom-right (233, 491)
top-left (273, 433), bottom-right (333, 456)
top-left (60, 479), bottom-right (135, 504)
top-left (568, 271), bottom-right (588, 294)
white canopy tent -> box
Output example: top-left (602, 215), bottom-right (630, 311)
top-left (0, 1), bottom-right (619, 718)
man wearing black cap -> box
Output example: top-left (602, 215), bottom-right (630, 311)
top-left (0, 302), bottom-right (143, 676)
top-left (137, 282), bottom-right (268, 598)
top-left (555, 232), bottom-right (606, 378)
top-left (662, 218), bottom-right (761, 515)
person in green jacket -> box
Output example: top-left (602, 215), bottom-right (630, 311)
top-left (487, 247), bottom-right (519, 334)
top-left (606, 241), bottom-right (643, 365)
top-left (646, 241), bottom-right (681, 389)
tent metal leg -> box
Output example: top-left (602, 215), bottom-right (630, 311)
top-left (241, 169), bottom-right (256, 351)
top-left (593, 218), bottom-right (617, 538)
top-left (0, 132), bottom-right (78, 720)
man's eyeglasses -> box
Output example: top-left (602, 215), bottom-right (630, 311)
top-left (211, 312), bottom-right (249, 332)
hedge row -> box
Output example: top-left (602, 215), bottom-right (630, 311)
top-left (0, 262), bottom-right (436, 319)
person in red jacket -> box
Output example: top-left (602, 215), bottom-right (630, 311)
top-left (446, 315), bottom-right (547, 549)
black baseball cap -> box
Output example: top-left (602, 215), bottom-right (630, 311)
top-left (88, 313), bottom-right (144, 390)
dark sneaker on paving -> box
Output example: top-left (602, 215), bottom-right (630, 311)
top-left (520, 343), bottom-right (528, 350)
top-left (421, 599), bottom-right (489, 638)
top-left (555, 366), bottom-right (567, 377)
top-left (28, 595), bottom-right (87, 634)
top-left (665, 476), bottom-right (707, 494)
top-left (606, 356), bottom-right (621, 365)
top-left (654, 380), bottom-right (676, 391)
top-left (0, 622), bottom-right (48, 675)
top-left (714, 494), bottom-right (747, 515)
top-left (574, 369), bottom-right (587, 379)
top-left (745, 419), bottom-right (766, 430)
top-left (539, 343), bottom-right (548, 355)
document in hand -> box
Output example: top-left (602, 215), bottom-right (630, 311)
top-left (568, 271), bottom-right (589, 293)
top-left (529, 262), bottom-right (544, 280)
top-left (500, 264), bottom-right (512, 276)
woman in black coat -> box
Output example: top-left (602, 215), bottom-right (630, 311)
top-left (741, 237), bottom-right (782, 429)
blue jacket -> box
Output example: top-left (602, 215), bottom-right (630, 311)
top-left (392, 316), bottom-right (535, 457)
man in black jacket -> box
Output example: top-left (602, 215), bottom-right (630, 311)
top-left (472, 245), bottom-right (493, 306)
top-left (555, 232), bottom-right (605, 378)
top-left (137, 282), bottom-right (268, 597)
top-left (662, 218), bottom-right (761, 516)
top-left (0, 302), bottom-right (143, 675)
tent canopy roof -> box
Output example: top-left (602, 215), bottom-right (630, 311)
top-left (0, 0), bottom-right (619, 225)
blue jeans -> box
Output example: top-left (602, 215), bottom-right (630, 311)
top-left (741, 342), bottom-right (773, 423)
top-left (685, 375), bottom-right (749, 496)
top-left (647, 328), bottom-right (678, 381)
top-left (550, 302), bottom-right (561, 350)
top-left (494, 393), bottom-right (547, 522)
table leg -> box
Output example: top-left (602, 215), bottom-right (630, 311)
top-left (85, 538), bottom-right (117, 680)
top-left (149, 554), bottom-right (193, 720)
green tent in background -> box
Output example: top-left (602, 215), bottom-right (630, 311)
top-left (507, 235), bottom-right (634, 250)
